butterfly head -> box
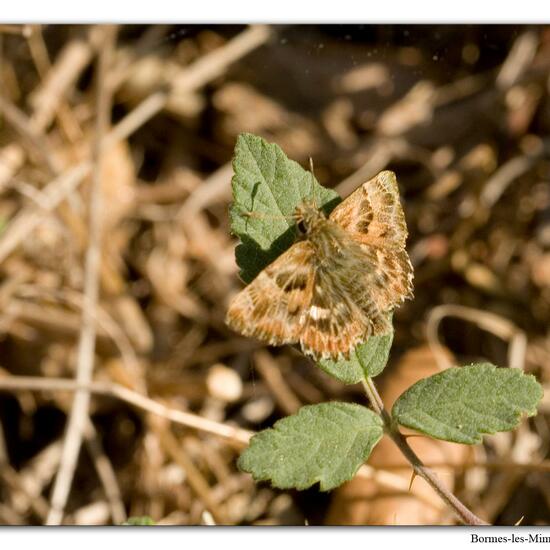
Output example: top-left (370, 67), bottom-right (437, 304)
top-left (294, 201), bottom-right (326, 235)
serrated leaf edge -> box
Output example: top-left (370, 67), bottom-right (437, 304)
top-left (238, 402), bottom-right (384, 491)
top-left (392, 364), bottom-right (543, 444)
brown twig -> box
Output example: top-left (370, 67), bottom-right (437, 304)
top-left (83, 419), bottom-right (126, 524)
top-left (361, 377), bottom-right (489, 526)
top-left (496, 30), bottom-right (539, 90)
top-left (426, 304), bottom-right (527, 371)
top-left (153, 422), bottom-right (227, 524)
top-left (13, 284), bottom-right (143, 387)
top-left (105, 25), bottom-right (271, 150)
top-left (26, 25), bottom-right (85, 144)
top-left (46, 26), bottom-right (116, 525)
top-left (0, 421), bottom-right (50, 521)
top-left (18, 441), bottom-right (62, 508)
top-left (0, 162), bottom-right (91, 264)
top-left (0, 375), bottom-right (253, 446)
top-left (253, 350), bottom-right (301, 415)
top-left (0, 95), bottom-right (60, 174)
top-left (28, 31), bottom-right (94, 133)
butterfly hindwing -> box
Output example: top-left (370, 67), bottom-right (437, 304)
top-left (300, 266), bottom-right (369, 360)
top-left (299, 228), bottom-right (395, 360)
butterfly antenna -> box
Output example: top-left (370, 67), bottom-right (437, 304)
top-left (237, 207), bottom-right (294, 222)
top-left (309, 157), bottom-right (318, 208)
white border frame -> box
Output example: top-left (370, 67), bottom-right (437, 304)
top-left (0, 0), bottom-right (549, 23)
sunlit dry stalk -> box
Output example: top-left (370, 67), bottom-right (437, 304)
top-left (46, 25), bottom-right (117, 526)
top-left (105, 25), bottom-right (271, 148)
top-left (83, 419), bottom-right (126, 524)
top-left (0, 375), bottom-right (253, 445)
top-left (0, 163), bottom-right (91, 264)
top-left (426, 304), bottom-right (527, 371)
top-left (153, 421), bottom-right (227, 524)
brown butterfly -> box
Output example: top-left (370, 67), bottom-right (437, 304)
top-left (225, 171), bottom-right (413, 361)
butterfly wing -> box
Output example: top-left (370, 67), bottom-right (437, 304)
top-left (226, 170), bottom-right (412, 360)
top-left (329, 170), bottom-right (413, 311)
top-left (299, 265), bottom-right (373, 360)
top-left (330, 170), bottom-right (408, 248)
top-left (225, 240), bottom-right (315, 346)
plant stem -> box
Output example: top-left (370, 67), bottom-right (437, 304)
top-left (361, 377), bottom-right (489, 526)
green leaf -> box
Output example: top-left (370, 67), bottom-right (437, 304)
top-left (122, 516), bottom-right (156, 526)
top-left (317, 319), bottom-right (393, 384)
top-left (392, 363), bottom-right (543, 444)
top-left (230, 133), bottom-right (340, 283)
top-left (238, 402), bottom-right (383, 491)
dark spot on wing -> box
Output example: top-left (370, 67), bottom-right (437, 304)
top-left (357, 208), bottom-right (373, 233)
top-left (276, 271), bottom-right (308, 292)
top-left (311, 289), bottom-right (330, 308)
top-left (357, 219), bottom-right (371, 233)
top-left (313, 318), bottom-right (333, 333)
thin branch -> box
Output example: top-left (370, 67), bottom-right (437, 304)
top-left (105, 25), bottom-right (271, 149)
top-left (153, 422), bottom-right (227, 524)
top-left (46, 25), bottom-right (116, 525)
top-left (0, 162), bottom-right (91, 264)
top-left (1, 466), bottom-right (50, 521)
top-left (83, 419), bottom-right (126, 524)
top-left (362, 378), bottom-right (489, 526)
top-left (426, 304), bottom-right (527, 371)
top-left (253, 350), bottom-right (301, 415)
top-left (14, 284), bottom-right (143, 387)
top-left (0, 375), bottom-right (253, 446)
top-left (0, 94), bottom-right (60, 174)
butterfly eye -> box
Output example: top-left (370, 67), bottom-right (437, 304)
top-left (296, 220), bottom-right (307, 234)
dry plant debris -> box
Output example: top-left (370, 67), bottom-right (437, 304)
top-left (0, 24), bottom-right (549, 525)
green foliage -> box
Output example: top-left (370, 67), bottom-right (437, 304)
top-left (230, 132), bottom-right (340, 283)
top-left (122, 516), bottom-right (156, 526)
top-left (392, 363), bottom-right (543, 444)
top-left (238, 402), bottom-right (383, 491)
top-left (317, 329), bottom-right (393, 383)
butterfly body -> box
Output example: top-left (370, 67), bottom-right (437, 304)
top-left (226, 171), bottom-right (413, 361)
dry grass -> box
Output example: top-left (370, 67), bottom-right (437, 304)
top-left (0, 24), bottom-right (549, 525)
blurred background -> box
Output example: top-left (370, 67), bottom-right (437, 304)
top-left (0, 23), bottom-right (549, 526)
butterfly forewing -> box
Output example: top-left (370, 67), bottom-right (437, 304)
top-left (329, 170), bottom-right (413, 310)
top-left (330, 171), bottom-right (408, 248)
